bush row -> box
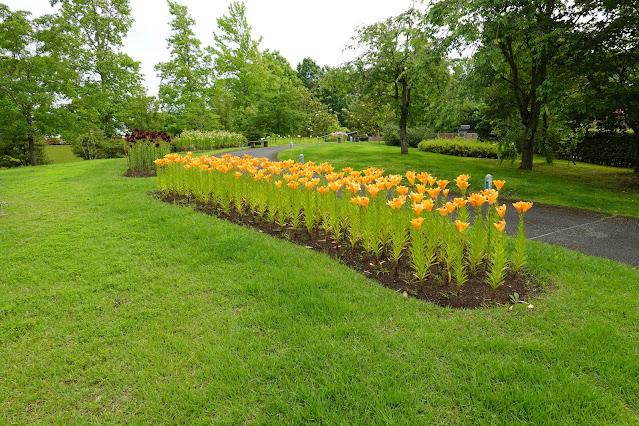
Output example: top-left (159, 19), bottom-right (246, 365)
top-left (573, 130), bottom-right (636, 168)
top-left (173, 130), bottom-right (247, 152)
top-left (417, 138), bottom-right (498, 159)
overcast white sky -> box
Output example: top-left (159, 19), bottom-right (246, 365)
top-left (5, 0), bottom-right (415, 95)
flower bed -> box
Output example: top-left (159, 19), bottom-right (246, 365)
top-left (125, 130), bottom-right (172, 176)
top-left (155, 153), bottom-right (536, 308)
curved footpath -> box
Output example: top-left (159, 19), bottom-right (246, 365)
top-left (216, 145), bottom-right (639, 268)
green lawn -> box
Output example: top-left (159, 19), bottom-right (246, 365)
top-left (43, 144), bottom-right (82, 164)
top-left (281, 142), bottom-right (639, 218)
top-left (0, 158), bottom-right (637, 423)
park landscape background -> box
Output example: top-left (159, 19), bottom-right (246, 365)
top-left (1, 0), bottom-right (639, 423)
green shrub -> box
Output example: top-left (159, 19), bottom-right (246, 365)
top-left (383, 125), bottom-right (431, 148)
top-left (417, 138), bottom-right (499, 159)
top-left (574, 129), bottom-right (635, 168)
top-left (173, 130), bottom-right (247, 151)
top-left (407, 127), bottom-right (432, 148)
top-left (0, 136), bottom-right (48, 167)
top-left (383, 125), bottom-right (400, 146)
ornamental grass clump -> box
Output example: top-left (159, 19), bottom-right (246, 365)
top-left (125, 129), bottom-right (172, 176)
top-left (155, 153), bottom-right (534, 302)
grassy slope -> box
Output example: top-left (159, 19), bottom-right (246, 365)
top-left (0, 159), bottom-right (637, 423)
top-left (282, 143), bottom-right (639, 218)
top-left (43, 145), bottom-right (82, 164)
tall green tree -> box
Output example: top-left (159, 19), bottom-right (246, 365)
top-left (571, 0), bottom-right (639, 172)
top-left (432, 0), bottom-right (569, 169)
top-left (208, 1), bottom-right (261, 131)
top-left (155, 1), bottom-right (217, 135)
top-left (0, 5), bottom-right (73, 166)
top-left (51, 0), bottom-right (142, 137)
top-left (350, 8), bottom-right (444, 154)
top-left (209, 2), bottom-right (310, 138)
top-left (296, 57), bottom-right (324, 92)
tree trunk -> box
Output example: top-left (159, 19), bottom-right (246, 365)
top-left (25, 112), bottom-right (37, 166)
top-left (519, 94), bottom-right (542, 171)
top-left (634, 130), bottom-right (639, 174)
top-left (28, 132), bottom-right (37, 166)
top-left (399, 78), bottom-right (410, 155)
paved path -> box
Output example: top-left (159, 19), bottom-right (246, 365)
top-left (216, 145), bottom-right (639, 268)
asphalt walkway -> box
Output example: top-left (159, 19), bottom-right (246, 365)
top-left (217, 145), bottom-right (639, 268)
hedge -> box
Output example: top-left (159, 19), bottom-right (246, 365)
top-left (417, 138), bottom-right (498, 159)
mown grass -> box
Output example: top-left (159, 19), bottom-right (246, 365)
top-left (0, 158), bottom-right (637, 423)
top-left (282, 143), bottom-right (639, 218)
top-left (43, 145), bottom-right (82, 164)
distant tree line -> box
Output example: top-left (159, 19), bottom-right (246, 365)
top-left (1, 0), bottom-right (637, 171)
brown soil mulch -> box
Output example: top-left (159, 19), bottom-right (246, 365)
top-left (154, 191), bottom-right (540, 309)
top-left (124, 169), bottom-right (156, 178)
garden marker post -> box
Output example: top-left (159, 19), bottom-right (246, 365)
top-left (290, 142), bottom-right (294, 149)
top-left (485, 174), bottom-right (493, 190)
top-left (299, 154), bottom-right (304, 164)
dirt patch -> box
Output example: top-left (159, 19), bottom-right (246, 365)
top-left (154, 191), bottom-right (539, 309)
top-left (124, 169), bottom-right (156, 178)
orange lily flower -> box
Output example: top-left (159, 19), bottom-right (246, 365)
top-left (347, 182), bottom-right (361, 194)
top-left (416, 172), bottom-right (431, 184)
top-left (411, 217), bottom-right (424, 230)
top-left (184, 164), bottom-right (191, 170)
top-left (413, 202), bottom-right (424, 216)
top-left (493, 220), bottom-right (506, 232)
top-left (436, 179), bottom-right (449, 189)
top-left (274, 181), bottom-right (282, 188)
top-left (359, 197), bottom-right (370, 207)
top-left (493, 180), bottom-right (506, 191)
top-left (263, 174), bottom-right (272, 182)
top-left (365, 184), bottom-right (380, 198)
top-left (383, 179), bottom-right (395, 190)
top-left (406, 171), bottom-right (416, 185)
top-left (456, 179), bottom-right (470, 191)
top-left (437, 206), bottom-right (449, 216)
top-left (427, 176), bottom-right (437, 186)
top-left (453, 197), bottom-right (467, 208)
top-left (496, 204), bottom-right (507, 218)
top-left (234, 171), bottom-right (242, 179)
top-left (326, 172), bottom-right (340, 182)
top-left (416, 184), bottom-right (427, 194)
top-left (409, 192), bottom-right (424, 204)
top-left (467, 193), bottom-right (487, 208)
top-left (351, 196), bottom-right (360, 206)
top-left (423, 198), bottom-right (435, 212)
top-left (387, 197), bottom-right (405, 210)
top-left (512, 201), bottom-right (534, 214)
top-left (317, 186), bottom-right (329, 195)
top-left (396, 185), bottom-right (409, 196)
top-left (445, 201), bottom-right (457, 214)
top-left (487, 192), bottom-right (498, 205)
top-left (455, 220), bottom-right (470, 233)
top-left (328, 181), bottom-right (343, 192)
top-left (443, 189), bottom-right (450, 198)
top-left (287, 181), bottom-right (299, 190)
top-left (426, 187), bottom-right (441, 199)
top-left (481, 188), bottom-right (498, 198)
